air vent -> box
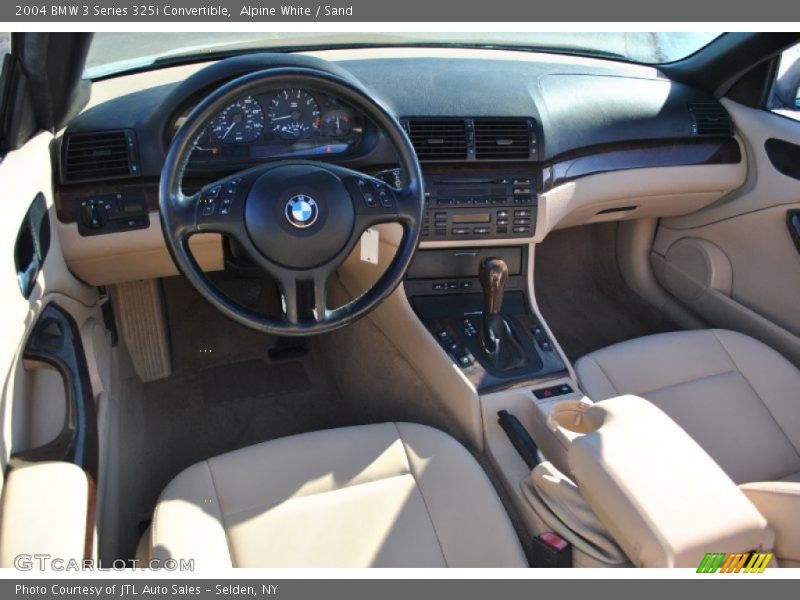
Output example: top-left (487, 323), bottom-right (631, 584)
top-left (474, 119), bottom-right (533, 160)
top-left (62, 130), bottom-right (140, 182)
top-left (688, 103), bottom-right (733, 136)
top-left (406, 119), bottom-right (468, 161)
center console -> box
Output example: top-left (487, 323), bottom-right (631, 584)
top-left (398, 162), bottom-right (563, 392)
top-left (405, 245), bottom-right (567, 392)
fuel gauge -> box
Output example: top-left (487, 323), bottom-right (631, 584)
top-left (323, 110), bottom-right (352, 137)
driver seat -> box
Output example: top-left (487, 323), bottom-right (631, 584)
top-left (143, 422), bottom-right (527, 567)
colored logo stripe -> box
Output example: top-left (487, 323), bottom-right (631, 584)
top-left (745, 553), bottom-right (773, 573)
top-left (697, 552), bottom-right (773, 573)
top-left (697, 553), bottom-right (727, 573)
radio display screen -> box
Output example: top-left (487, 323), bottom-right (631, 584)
top-left (451, 213), bottom-right (491, 224)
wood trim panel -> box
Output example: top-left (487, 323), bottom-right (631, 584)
top-left (542, 138), bottom-right (741, 191)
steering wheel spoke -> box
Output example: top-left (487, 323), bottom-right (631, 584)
top-left (193, 176), bottom-right (251, 243)
top-left (277, 271), bottom-right (301, 325)
top-left (312, 271), bottom-right (331, 323)
top-left (272, 266), bottom-right (331, 326)
top-left (345, 173), bottom-right (420, 234)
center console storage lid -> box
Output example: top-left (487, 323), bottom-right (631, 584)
top-left (566, 395), bottom-right (774, 568)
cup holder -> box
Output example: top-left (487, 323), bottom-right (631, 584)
top-left (548, 400), bottom-right (598, 435)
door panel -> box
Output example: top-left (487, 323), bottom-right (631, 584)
top-left (12, 303), bottom-right (99, 478)
top-left (652, 100), bottom-right (800, 365)
top-left (0, 132), bottom-right (111, 561)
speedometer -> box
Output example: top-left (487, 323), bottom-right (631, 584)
top-left (268, 89), bottom-right (321, 140)
top-left (209, 96), bottom-right (264, 143)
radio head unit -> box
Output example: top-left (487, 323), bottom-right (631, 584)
top-left (422, 172), bottom-right (536, 241)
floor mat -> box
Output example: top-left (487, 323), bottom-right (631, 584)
top-left (108, 276), bottom-right (350, 561)
top-left (534, 223), bottom-right (679, 362)
top-left (200, 359), bottom-right (311, 403)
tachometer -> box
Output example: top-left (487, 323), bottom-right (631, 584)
top-left (268, 89), bottom-right (321, 139)
top-left (209, 96), bottom-right (264, 143)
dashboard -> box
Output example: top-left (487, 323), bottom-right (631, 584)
top-left (175, 88), bottom-right (366, 169)
top-left (54, 48), bottom-right (747, 286)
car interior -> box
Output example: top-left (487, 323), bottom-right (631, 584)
top-left (1, 31), bottom-right (800, 569)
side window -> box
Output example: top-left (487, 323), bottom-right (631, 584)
top-left (769, 42), bottom-right (800, 121)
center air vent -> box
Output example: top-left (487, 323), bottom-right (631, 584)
top-left (62, 130), bottom-right (140, 183)
top-left (474, 119), bottom-right (534, 160)
top-left (688, 103), bottom-right (733, 136)
top-left (405, 119), bottom-right (468, 161)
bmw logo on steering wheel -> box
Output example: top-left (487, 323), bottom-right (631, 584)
top-left (285, 194), bottom-right (319, 229)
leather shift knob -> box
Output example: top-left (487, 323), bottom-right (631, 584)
top-left (479, 257), bottom-right (508, 316)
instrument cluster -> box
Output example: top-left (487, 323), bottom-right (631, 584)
top-left (179, 88), bottom-right (365, 169)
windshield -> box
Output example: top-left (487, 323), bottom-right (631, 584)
top-left (84, 32), bottom-right (723, 79)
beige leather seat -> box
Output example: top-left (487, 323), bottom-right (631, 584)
top-left (146, 422), bottom-right (527, 567)
top-left (576, 329), bottom-right (800, 566)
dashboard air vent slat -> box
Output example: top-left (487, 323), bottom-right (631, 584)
top-left (688, 103), bottom-right (733, 136)
top-left (473, 119), bottom-right (532, 160)
top-left (63, 130), bottom-right (140, 182)
top-left (407, 119), bottom-right (468, 161)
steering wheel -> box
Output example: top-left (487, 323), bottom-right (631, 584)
top-left (159, 67), bottom-right (424, 335)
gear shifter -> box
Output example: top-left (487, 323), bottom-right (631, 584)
top-left (479, 258), bottom-right (509, 352)
top-left (478, 257), bottom-right (525, 370)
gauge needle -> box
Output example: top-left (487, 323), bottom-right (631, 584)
top-left (271, 115), bottom-right (292, 121)
top-left (223, 121), bottom-right (237, 139)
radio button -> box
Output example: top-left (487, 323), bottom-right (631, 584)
top-left (513, 226), bottom-right (531, 233)
top-left (514, 209), bottom-right (531, 217)
top-left (452, 227), bottom-right (470, 235)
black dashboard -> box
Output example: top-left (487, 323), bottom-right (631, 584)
top-left (61, 52), bottom-right (734, 179)
top-left (56, 51), bottom-right (741, 243)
